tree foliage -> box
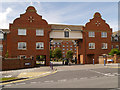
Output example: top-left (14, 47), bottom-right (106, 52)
top-left (50, 50), bottom-right (54, 58)
top-left (109, 48), bottom-right (120, 56)
top-left (66, 50), bottom-right (73, 60)
top-left (53, 47), bottom-right (62, 60)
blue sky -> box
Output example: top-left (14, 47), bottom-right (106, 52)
top-left (0, 2), bottom-right (118, 32)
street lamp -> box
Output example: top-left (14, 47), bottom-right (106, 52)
top-left (102, 54), bottom-right (107, 66)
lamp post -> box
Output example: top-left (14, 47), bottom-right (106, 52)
top-left (93, 59), bottom-right (94, 65)
top-left (102, 54), bottom-right (107, 66)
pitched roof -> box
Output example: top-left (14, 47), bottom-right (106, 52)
top-left (50, 24), bottom-right (83, 31)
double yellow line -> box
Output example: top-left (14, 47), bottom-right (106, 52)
top-left (0, 70), bottom-right (57, 86)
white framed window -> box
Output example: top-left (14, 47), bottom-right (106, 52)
top-left (102, 43), bottom-right (107, 49)
top-left (74, 45), bottom-right (76, 47)
top-left (18, 42), bottom-right (27, 50)
top-left (67, 48), bottom-right (68, 50)
top-left (36, 29), bottom-right (44, 36)
top-left (89, 32), bottom-right (95, 37)
top-left (63, 49), bottom-right (65, 50)
top-left (63, 52), bottom-right (65, 53)
top-left (18, 29), bottom-right (26, 35)
top-left (70, 48), bottom-right (72, 50)
top-left (63, 45), bottom-right (65, 47)
top-left (67, 45), bottom-right (68, 47)
top-left (89, 43), bottom-right (95, 49)
top-left (36, 42), bottom-right (44, 49)
top-left (54, 45), bottom-right (56, 47)
top-left (0, 44), bottom-right (3, 51)
top-left (70, 45), bottom-right (72, 47)
top-left (116, 45), bottom-right (119, 49)
top-left (58, 45), bottom-right (60, 47)
top-left (75, 49), bottom-right (76, 50)
top-left (101, 32), bottom-right (107, 38)
top-left (75, 52), bottom-right (76, 53)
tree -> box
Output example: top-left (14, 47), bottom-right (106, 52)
top-left (50, 50), bottom-right (53, 58)
top-left (66, 50), bottom-right (73, 60)
top-left (53, 47), bottom-right (62, 60)
top-left (109, 48), bottom-right (120, 56)
top-left (40, 55), bottom-right (45, 60)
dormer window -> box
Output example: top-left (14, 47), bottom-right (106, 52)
top-left (64, 27), bottom-right (71, 37)
top-left (64, 31), bottom-right (69, 37)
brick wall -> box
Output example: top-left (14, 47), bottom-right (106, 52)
top-left (1, 58), bottom-right (34, 70)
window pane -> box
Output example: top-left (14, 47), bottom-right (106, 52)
top-left (36, 29), bottom-right (44, 36)
top-left (101, 32), bottom-right (107, 37)
top-left (18, 42), bottom-right (26, 50)
top-left (89, 43), bottom-right (95, 49)
top-left (64, 31), bottom-right (69, 37)
top-left (36, 42), bottom-right (44, 49)
top-left (89, 32), bottom-right (95, 37)
top-left (102, 43), bottom-right (107, 49)
top-left (18, 29), bottom-right (26, 35)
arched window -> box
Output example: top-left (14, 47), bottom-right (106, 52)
top-left (64, 27), bottom-right (71, 37)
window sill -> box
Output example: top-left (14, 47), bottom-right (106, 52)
top-left (101, 37), bottom-right (107, 38)
top-left (36, 48), bottom-right (44, 50)
top-left (18, 49), bottom-right (27, 50)
top-left (89, 48), bottom-right (95, 49)
top-left (36, 35), bottom-right (44, 36)
top-left (101, 48), bottom-right (108, 50)
top-left (89, 36), bottom-right (95, 38)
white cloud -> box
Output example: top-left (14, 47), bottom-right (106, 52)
top-left (0, 7), bottom-right (12, 29)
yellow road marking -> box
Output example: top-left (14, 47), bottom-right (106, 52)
top-left (0, 71), bottom-right (57, 86)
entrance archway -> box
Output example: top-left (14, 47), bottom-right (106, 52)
top-left (49, 24), bottom-right (83, 65)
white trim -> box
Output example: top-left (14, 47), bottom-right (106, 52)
top-left (18, 42), bottom-right (27, 50)
top-left (36, 42), bottom-right (44, 50)
top-left (36, 29), bottom-right (44, 36)
top-left (18, 29), bottom-right (26, 36)
top-left (89, 43), bottom-right (95, 49)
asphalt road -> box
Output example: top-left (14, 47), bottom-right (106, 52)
top-left (2, 67), bottom-right (119, 88)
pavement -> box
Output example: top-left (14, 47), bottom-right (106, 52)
top-left (0, 63), bottom-right (120, 88)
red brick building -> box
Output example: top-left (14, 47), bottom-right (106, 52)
top-left (51, 40), bottom-right (77, 58)
top-left (6, 6), bottom-right (51, 65)
top-left (77, 12), bottom-right (112, 64)
top-left (1, 6), bottom-right (119, 66)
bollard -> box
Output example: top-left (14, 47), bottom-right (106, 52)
top-left (93, 59), bottom-right (94, 65)
top-left (104, 59), bottom-right (106, 66)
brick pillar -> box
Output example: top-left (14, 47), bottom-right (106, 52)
top-left (46, 55), bottom-right (50, 66)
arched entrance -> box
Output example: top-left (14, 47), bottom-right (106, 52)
top-left (49, 24), bottom-right (83, 65)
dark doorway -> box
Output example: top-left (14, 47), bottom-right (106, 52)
top-left (36, 55), bottom-right (46, 66)
top-left (87, 54), bottom-right (94, 64)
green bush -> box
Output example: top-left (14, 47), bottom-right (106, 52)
top-left (109, 48), bottom-right (120, 56)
